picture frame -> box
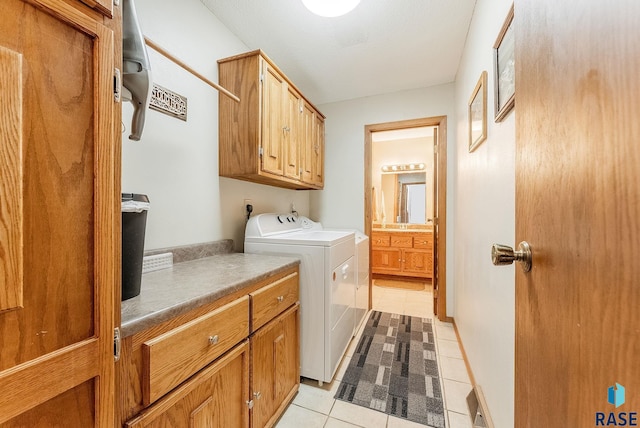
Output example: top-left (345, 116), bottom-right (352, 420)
top-left (493, 4), bottom-right (515, 122)
top-left (468, 70), bottom-right (487, 152)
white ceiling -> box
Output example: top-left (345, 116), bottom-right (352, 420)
top-left (201, 0), bottom-right (477, 105)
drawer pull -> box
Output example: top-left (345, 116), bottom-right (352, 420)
top-left (208, 335), bottom-right (219, 345)
top-left (277, 296), bottom-right (284, 303)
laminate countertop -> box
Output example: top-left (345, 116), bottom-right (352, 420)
top-left (120, 252), bottom-right (300, 337)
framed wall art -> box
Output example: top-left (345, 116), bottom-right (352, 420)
top-left (493, 4), bottom-right (515, 122)
top-left (468, 70), bottom-right (487, 152)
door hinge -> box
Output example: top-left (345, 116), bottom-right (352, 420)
top-left (114, 0), bottom-right (120, 5)
top-left (260, 73), bottom-right (264, 83)
top-left (259, 146), bottom-right (263, 157)
top-left (114, 327), bottom-right (121, 362)
top-left (246, 399), bottom-right (254, 409)
top-left (434, 144), bottom-right (438, 154)
top-left (434, 289), bottom-right (439, 298)
top-left (114, 68), bottom-right (122, 103)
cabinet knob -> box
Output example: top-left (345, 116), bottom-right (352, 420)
top-left (208, 335), bottom-right (219, 345)
top-left (277, 295), bottom-right (284, 303)
top-left (254, 391), bottom-right (262, 400)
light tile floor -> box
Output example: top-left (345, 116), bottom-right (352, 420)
top-left (275, 281), bottom-right (474, 428)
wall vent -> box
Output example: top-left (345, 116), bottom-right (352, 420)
top-left (142, 252), bottom-right (173, 273)
top-left (466, 385), bottom-right (494, 428)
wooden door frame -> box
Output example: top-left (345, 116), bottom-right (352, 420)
top-left (364, 116), bottom-right (448, 320)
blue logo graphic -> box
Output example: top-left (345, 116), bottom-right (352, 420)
top-left (609, 383), bottom-right (626, 408)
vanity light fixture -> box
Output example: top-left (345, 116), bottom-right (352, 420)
top-left (381, 163), bottom-right (426, 173)
top-left (301, 0), bottom-right (361, 17)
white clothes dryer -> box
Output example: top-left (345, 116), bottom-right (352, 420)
top-left (244, 214), bottom-right (355, 385)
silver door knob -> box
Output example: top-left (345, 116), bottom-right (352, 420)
top-left (491, 241), bottom-right (532, 272)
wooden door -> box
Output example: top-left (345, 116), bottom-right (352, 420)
top-left (312, 115), bottom-right (324, 186)
top-left (251, 305), bottom-right (299, 428)
top-left (0, 1), bottom-right (117, 426)
top-left (283, 87), bottom-right (301, 180)
top-left (403, 249), bottom-right (432, 278)
top-left (125, 342), bottom-right (250, 428)
top-left (300, 103), bottom-right (315, 184)
top-left (261, 62), bottom-right (285, 176)
top-left (514, 0), bottom-right (640, 425)
top-left (371, 249), bottom-right (402, 274)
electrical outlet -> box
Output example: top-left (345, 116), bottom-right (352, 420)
top-left (243, 199), bottom-right (252, 216)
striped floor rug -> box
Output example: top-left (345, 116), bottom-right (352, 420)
top-left (334, 311), bottom-right (445, 427)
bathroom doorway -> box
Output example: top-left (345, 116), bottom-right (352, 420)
top-left (364, 116), bottom-right (448, 321)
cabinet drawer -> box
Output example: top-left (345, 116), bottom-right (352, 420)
top-left (371, 233), bottom-right (391, 247)
top-left (413, 233), bottom-right (433, 249)
top-left (390, 235), bottom-right (413, 248)
top-left (251, 272), bottom-right (299, 331)
top-left (142, 296), bottom-right (250, 405)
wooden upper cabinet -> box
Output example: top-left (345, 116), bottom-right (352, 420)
top-left (218, 50), bottom-right (325, 190)
top-left (0, 0), bottom-right (119, 426)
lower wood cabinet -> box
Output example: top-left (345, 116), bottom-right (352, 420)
top-left (251, 304), bottom-right (300, 428)
top-left (372, 231), bottom-right (434, 279)
top-left (119, 268), bottom-right (300, 428)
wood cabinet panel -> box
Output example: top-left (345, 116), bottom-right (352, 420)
top-left (0, 0), bottom-right (118, 425)
top-left (0, 45), bottom-right (23, 313)
top-left (77, 0), bottom-right (113, 17)
top-left (251, 304), bottom-right (300, 428)
top-left (250, 272), bottom-right (299, 332)
top-left (284, 87), bottom-right (302, 180)
top-left (403, 249), bottom-right (433, 276)
top-left (262, 64), bottom-right (285, 176)
top-left (218, 50), bottom-right (324, 190)
top-left (126, 342), bottom-right (250, 428)
top-left (142, 296), bottom-right (250, 406)
top-left (372, 248), bottom-right (402, 272)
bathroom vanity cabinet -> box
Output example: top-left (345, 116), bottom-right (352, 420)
top-left (371, 230), bottom-right (434, 279)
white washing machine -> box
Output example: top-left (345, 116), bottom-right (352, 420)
top-left (244, 214), bottom-right (355, 384)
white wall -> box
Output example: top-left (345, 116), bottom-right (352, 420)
top-left (311, 83), bottom-right (457, 315)
top-left (453, 0), bottom-right (516, 426)
top-left (122, 0), bottom-right (310, 252)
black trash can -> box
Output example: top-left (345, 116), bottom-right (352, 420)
top-left (121, 193), bottom-right (150, 301)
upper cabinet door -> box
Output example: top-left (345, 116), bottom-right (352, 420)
top-left (261, 62), bottom-right (285, 176)
top-left (0, 1), bottom-right (118, 426)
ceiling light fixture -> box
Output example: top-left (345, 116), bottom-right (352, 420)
top-left (301, 0), bottom-right (361, 17)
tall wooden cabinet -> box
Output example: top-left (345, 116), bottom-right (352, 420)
top-left (218, 50), bottom-right (325, 190)
top-left (0, 0), bottom-right (120, 426)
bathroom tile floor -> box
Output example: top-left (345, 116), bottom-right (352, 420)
top-left (275, 281), bottom-right (474, 428)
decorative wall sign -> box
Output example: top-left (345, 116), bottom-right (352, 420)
top-left (468, 71), bottom-right (488, 152)
top-left (493, 4), bottom-right (515, 122)
top-left (149, 83), bottom-right (187, 121)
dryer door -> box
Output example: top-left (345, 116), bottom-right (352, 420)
top-left (327, 256), bottom-right (355, 380)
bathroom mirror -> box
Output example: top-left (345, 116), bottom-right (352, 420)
top-left (380, 172), bottom-right (427, 224)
